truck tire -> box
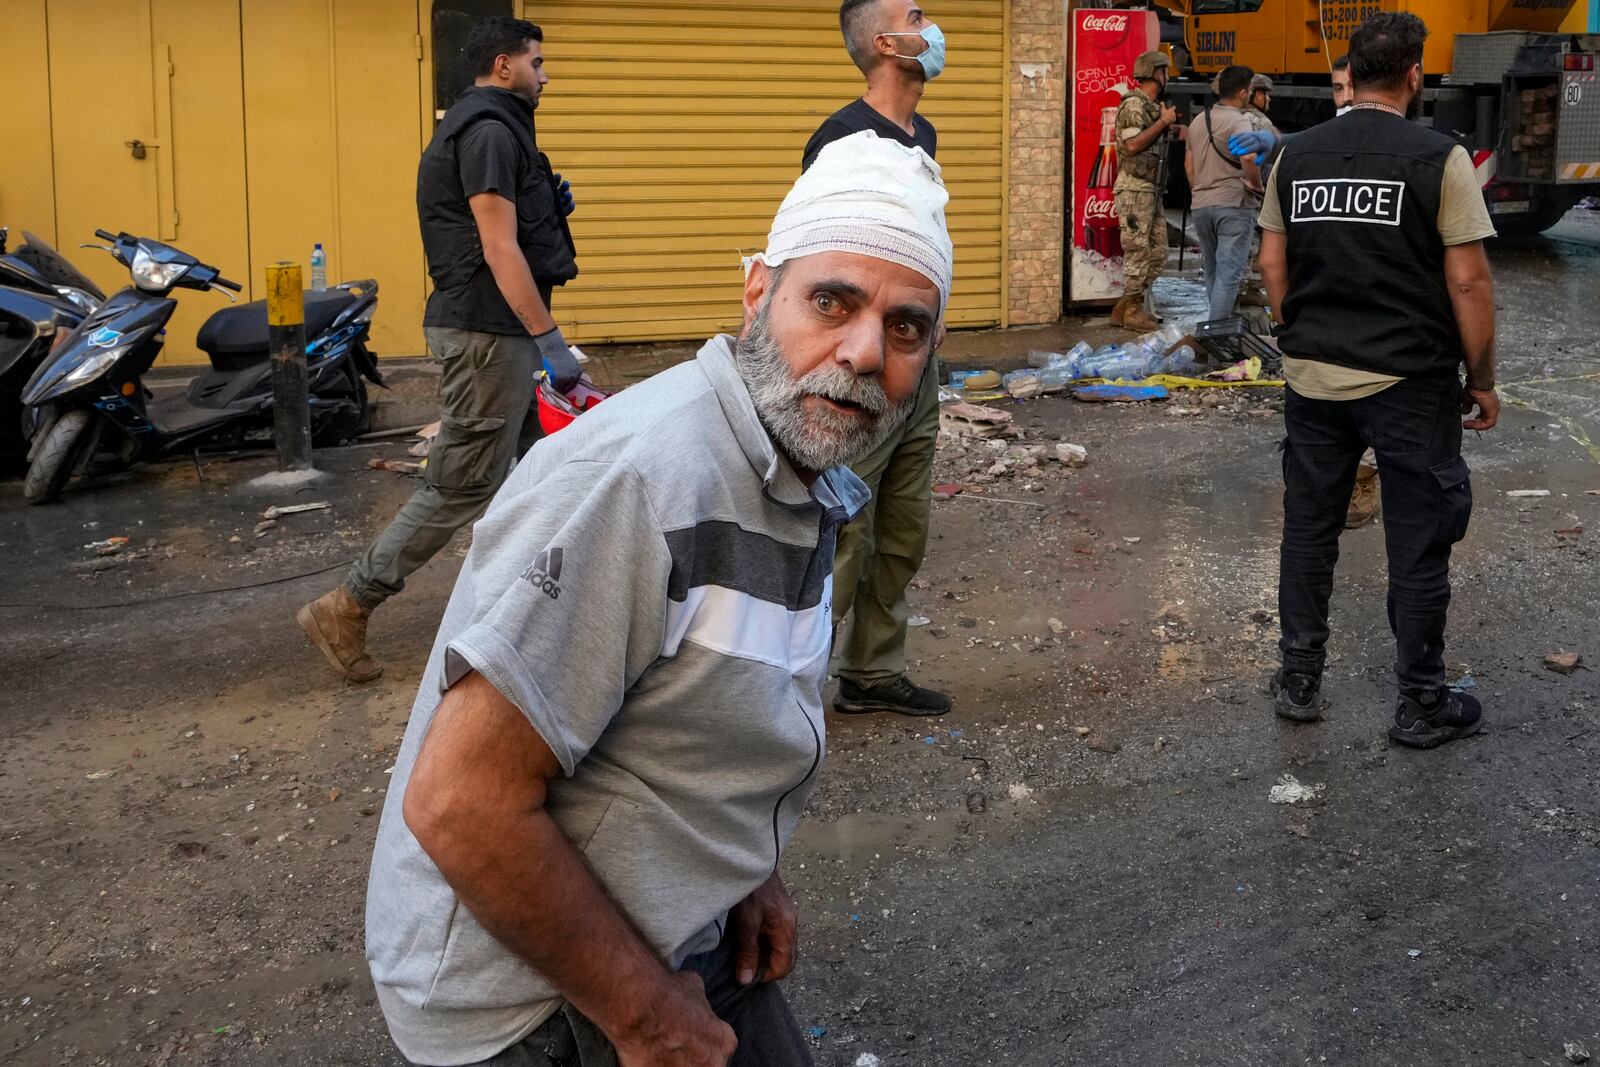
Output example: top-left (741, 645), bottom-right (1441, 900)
top-left (23, 408), bottom-right (94, 504)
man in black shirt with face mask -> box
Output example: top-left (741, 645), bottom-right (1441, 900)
top-left (802, 0), bottom-right (952, 719)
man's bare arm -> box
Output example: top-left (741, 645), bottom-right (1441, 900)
top-left (469, 192), bottom-right (557, 336)
top-left (403, 671), bottom-right (736, 1066)
top-left (1444, 240), bottom-right (1496, 390)
top-left (1260, 229), bottom-right (1288, 321)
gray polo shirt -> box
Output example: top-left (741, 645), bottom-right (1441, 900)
top-left (365, 335), bottom-right (870, 1066)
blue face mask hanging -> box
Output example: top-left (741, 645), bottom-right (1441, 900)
top-left (882, 23), bottom-right (946, 80)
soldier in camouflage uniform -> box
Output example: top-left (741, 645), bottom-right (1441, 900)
top-left (1112, 51), bottom-right (1178, 333)
top-left (1239, 73), bottom-right (1278, 308)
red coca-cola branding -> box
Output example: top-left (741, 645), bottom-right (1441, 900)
top-left (1083, 196), bottom-right (1118, 222)
top-left (1070, 8), bottom-right (1156, 298)
top-left (1082, 13), bottom-right (1129, 33)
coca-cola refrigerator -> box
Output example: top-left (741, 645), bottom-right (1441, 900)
top-left (1067, 5), bottom-right (1159, 305)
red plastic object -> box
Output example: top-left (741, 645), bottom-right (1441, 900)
top-left (537, 376), bottom-right (608, 435)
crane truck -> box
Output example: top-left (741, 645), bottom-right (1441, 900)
top-left (1147, 0), bottom-right (1600, 236)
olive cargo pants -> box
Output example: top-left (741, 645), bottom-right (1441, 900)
top-left (830, 358), bottom-right (940, 686)
top-left (347, 326), bottom-right (537, 609)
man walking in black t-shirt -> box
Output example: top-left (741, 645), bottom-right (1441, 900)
top-left (1261, 12), bottom-right (1498, 748)
top-left (298, 17), bottom-right (581, 684)
top-left (804, 0), bottom-right (952, 718)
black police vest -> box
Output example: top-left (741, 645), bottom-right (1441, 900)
top-left (1274, 109), bottom-right (1463, 379)
top-left (417, 86), bottom-right (578, 334)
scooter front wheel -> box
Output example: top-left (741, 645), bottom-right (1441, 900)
top-left (23, 408), bottom-right (94, 504)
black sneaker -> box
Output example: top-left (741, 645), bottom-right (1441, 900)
top-left (835, 676), bottom-right (952, 717)
top-left (1270, 669), bottom-right (1322, 722)
top-left (1389, 688), bottom-right (1483, 750)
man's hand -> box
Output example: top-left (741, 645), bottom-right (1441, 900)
top-left (1159, 102), bottom-right (1178, 127)
top-left (612, 972), bottom-right (737, 1067)
top-left (1229, 129), bottom-right (1278, 159)
top-left (731, 871), bottom-right (798, 986)
top-left (1462, 386), bottom-right (1500, 431)
top-left (554, 174), bottom-right (576, 217)
top-left (535, 327), bottom-right (582, 392)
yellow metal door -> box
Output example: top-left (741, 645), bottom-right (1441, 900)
top-left (46, 1), bottom-right (160, 300)
top-left (524, 0), bottom-right (1005, 343)
top-left (0, 1), bottom-right (58, 241)
top-left (43, 1), bottom-right (250, 364)
top-left (149, 0), bottom-right (252, 363)
top-left (242, 0), bottom-right (428, 361)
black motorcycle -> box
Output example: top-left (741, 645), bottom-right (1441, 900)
top-left (20, 229), bottom-right (384, 503)
top-left (0, 229), bottom-right (102, 475)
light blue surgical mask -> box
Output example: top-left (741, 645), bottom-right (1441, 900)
top-left (882, 23), bottom-right (946, 81)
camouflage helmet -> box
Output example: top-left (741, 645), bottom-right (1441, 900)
top-left (1132, 51), bottom-right (1171, 81)
top-left (1250, 73), bottom-right (1275, 94)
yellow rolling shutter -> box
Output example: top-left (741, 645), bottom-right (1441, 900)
top-left (524, 0), bottom-right (1005, 344)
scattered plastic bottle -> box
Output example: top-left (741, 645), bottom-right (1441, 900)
top-left (310, 243), bottom-right (327, 292)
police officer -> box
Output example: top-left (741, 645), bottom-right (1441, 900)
top-left (298, 16), bottom-right (581, 683)
top-left (1112, 51), bottom-right (1177, 333)
top-left (1258, 12), bottom-right (1498, 749)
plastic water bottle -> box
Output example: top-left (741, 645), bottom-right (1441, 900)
top-left (310, 243), bottom-right (327, 292)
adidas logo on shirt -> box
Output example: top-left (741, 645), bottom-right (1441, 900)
top-left (521, 547), bottom-right (564, 600)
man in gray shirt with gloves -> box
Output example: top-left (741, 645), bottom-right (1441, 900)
top-left (365, 130), bottom-right (952, 1067)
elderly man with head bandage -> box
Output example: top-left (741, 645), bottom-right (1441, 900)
top-left (364, 131), bottom-right (951, 1067)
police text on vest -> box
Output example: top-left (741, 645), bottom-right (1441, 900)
top-left (1289, 179), bottom-right (1405, 226)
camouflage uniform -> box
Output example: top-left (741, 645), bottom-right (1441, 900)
top-left (1114, 86), bottom-right (1168, 305)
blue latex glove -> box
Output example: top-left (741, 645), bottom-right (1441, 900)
top-left (534, 327), bottom-right (582, 392)
top-left (554, 174), bottom-right (575, 217)
top-left (1227, 129), bottom-right (1279, 159)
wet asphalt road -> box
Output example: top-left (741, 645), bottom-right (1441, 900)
top-left (1, 223), bottom-right (1598, 1066)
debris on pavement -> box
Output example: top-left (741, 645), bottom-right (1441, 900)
top-left (84, 770), bottom-right (115, 780)
top-left (1072, 383), bottom-right (1169, 403)
top-left (1268, 774), bottom-right (1325, 805)
top-left (253, 520), bottom-right (277, 538)
top-left (261, 501), bottom-right (332, 520)
top-left (1055, 442), bottom-right (1089, 467)
top-left (408, 420), bottom-right (442, 457)
top-left (1048, 618), bottom-right (1067, 634)
top-left (1507, 489), bottom-right (1551, 498)
top-left (939, 402), bottom-right (1015, 439)
top-left (1407, 948), bottom-right (1422, 959)
top-left (854, 1055), bottom-right (882, 1067)
top-left (368, 457), bottom-right (424, 476)
top-left (1566, 1041), bottom-right (1591, 1064)
top-left (83, 536), bottom-right (130, 555)
top-left (1544, 651), bottom-right (1583, 674)
top-left (961, 369), bottom-right (1001, 392)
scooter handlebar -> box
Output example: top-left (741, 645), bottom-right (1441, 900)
top-left (212, 276), bottom-right (242, 292)
top-left (94, 229), bottom-right (118, 242)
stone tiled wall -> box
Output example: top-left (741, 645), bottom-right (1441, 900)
top-left (1008, 0), bottom-right (1067, 325)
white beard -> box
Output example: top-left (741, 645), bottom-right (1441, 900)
top-left (734, 307), bottom-right (918, 474)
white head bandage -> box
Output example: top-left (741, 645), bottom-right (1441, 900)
top-left (746, 131), bottom-right (953, 307)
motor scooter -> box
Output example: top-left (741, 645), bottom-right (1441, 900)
top-left (21, 229), bottom-right (383, 503)
top-left (0, 229), bottom-right (100, 475)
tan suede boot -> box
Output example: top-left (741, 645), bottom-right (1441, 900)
top-left (297, 587), bottom-right (384, 683)
top-left (1123, 304), bottom-right (1160, 333)
top-left (1346, 464), bottom-right (1381, 530)
top-left (1109, 295), bottom-right (1130, 327)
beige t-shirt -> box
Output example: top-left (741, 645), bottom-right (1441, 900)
top-left (1188, 105), bottom-right (1258, 209)
top-left (1259, 143), bottom-right (1495, 400)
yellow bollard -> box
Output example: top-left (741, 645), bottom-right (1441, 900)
top-left (266, 262), bottom-right (313, 471)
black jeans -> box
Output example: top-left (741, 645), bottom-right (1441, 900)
top-left (465, 925), bottom-right (813, 1067)
top-left (1278, 374), bottom-right (1474, 693)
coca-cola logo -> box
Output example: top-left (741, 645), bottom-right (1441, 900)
top-left (1083, 13), bottom-right (1128, 33)
top-left (1083, 197), bottom-right (1118, 221)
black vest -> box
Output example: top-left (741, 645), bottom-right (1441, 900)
top-left (1274, 110), bottom-right (1462, 379)
top-left (417, 86), bottom-right (578, 334)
